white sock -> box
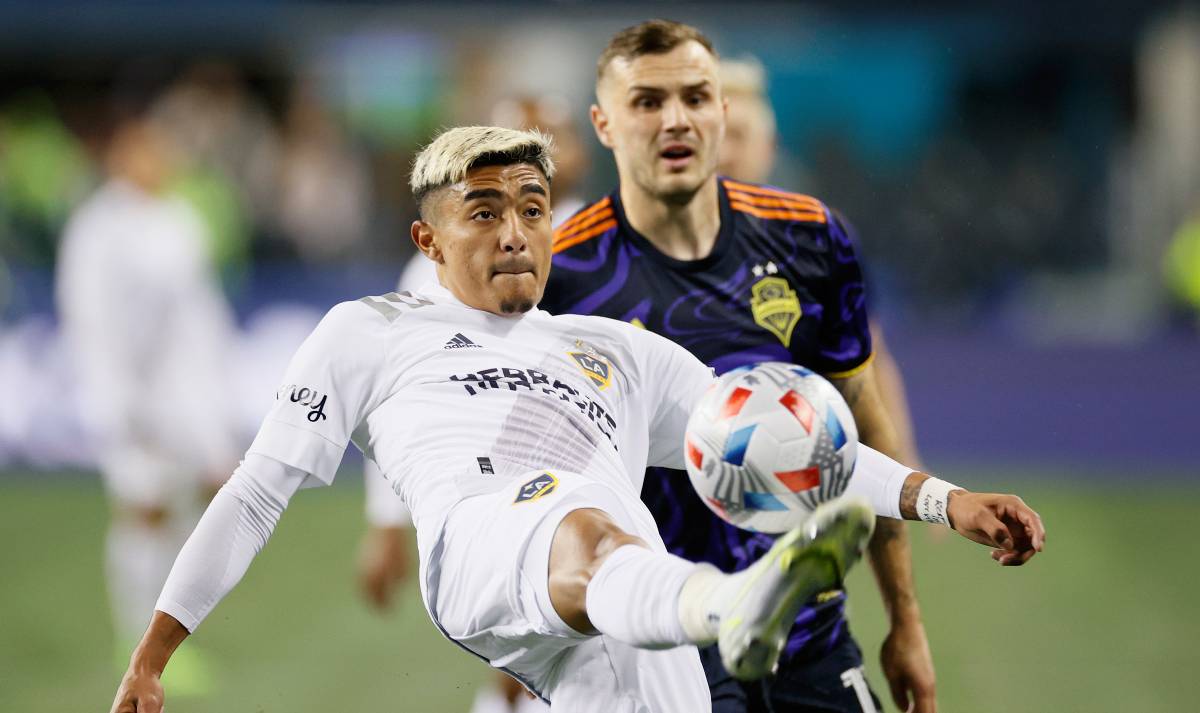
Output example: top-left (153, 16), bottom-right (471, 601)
top-left (584, 545), bottom-right (697, 649)
top-left (677, 563), bottom-right (756, 645)
top-left (105, 518), bottom-right (188, 643)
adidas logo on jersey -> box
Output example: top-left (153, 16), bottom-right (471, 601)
top-left (444, 333), bottom-right (482, 349)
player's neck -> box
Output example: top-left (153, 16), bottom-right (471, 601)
top-left (620, 176), bottom-right (721, 262)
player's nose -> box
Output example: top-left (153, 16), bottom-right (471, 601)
top-left (498, 213), bottom-right (528, 252)
top-left (661, 96), bottom-right (691, 134)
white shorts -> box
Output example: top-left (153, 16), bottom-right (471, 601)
top-left (424, 470), bottom-right (710, 713)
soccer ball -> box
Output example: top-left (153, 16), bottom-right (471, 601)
top-left (683, 362), bottom-right (858, 533)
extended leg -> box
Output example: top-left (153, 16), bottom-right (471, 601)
top-left (546, 500), bottom-right (875, 680)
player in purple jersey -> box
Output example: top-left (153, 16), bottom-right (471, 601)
top-left (541, 21), bottom-right (938, 713)
top-left (717, 56), bottom-right (927, 476)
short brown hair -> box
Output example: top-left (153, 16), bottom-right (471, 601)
top-left (596, 19), bottom-right (717, 83)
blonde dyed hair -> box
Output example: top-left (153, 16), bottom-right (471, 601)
top-left (410, 125), bottom-right (555, 212)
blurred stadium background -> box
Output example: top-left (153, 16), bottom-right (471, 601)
top-left (1, 2), bottom-right (1198, 711)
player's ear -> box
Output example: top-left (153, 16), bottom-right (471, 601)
top-left (590, 103), bottom-right (614, 149)
top-left (411, 220), bottom-right (443, 264)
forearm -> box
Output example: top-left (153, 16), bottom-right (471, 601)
top-left (128, 611), bottom-right (190, 675)
top-left (843, 445), bottom-right (910, 519)
top-left (850, 446), bottom-right (970, 525)
top-left (155, 454), bottom-right (303, 632)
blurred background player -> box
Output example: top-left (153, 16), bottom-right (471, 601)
top-left (542, 21), bottom-right (933, 713)
top-left (357, 93), bottom-right (589, 713)
top-left (717, 55), bottom-right (926, 473)
top-left (56, 97), bottom-right (239, 694)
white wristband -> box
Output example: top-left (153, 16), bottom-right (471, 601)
top-left (916, 477), bottom-right (960, 527)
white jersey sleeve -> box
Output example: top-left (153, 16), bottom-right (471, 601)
top-left (630, 328), bottom-right (717, 469)
top-left (246, 300), bottom-right (393, 487)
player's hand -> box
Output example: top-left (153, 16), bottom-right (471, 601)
top-left (109, 668), bottom-right (164, 713)
top-left (947, 492), bottom-right (1045, 565)
top-left (880, 618), bottom-right (937, 713)
top-left (357, 526), bottom-right (411, 611)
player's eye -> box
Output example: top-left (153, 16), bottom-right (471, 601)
top-left (472, 209), bottom-right (496, 221)
top-left (686, 92), bottom-right (709, 107)
top-left (633, 96), bottom-right (660, 110)
top-left (524, 206), bottom-right (544, 219)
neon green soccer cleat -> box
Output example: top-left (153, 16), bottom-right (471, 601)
top-left (717, 497), bottom-right (875, 681)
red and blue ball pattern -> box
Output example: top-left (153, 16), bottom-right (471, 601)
top-left (683, 362), bottom-right (858, 533)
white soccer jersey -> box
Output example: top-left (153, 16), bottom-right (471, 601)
top-left (249, 281), bottom-right (715, 563)
top-left (57, 179), bottom-right (239, 499)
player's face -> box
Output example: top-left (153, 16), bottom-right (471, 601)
top-left (593, 41), bottom-right (726, 203)
top-left (718, 94), bottom-right (775, 184)
top-left (415, 163), bottom-right (553, 316)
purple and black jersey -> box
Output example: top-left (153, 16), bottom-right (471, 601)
top-left (541, 178), bottom-right (874, 664)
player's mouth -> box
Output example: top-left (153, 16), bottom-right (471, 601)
top-left (659, 143), bottom-right (695, 170)
top-left (492, 261), bottom-right (536, 279)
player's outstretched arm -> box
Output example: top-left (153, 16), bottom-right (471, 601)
top-left (108, 455), bottom-right (307, 712)
top-left (850, 447), bottom-right (1046, 565)
top-left (838, 375), bottom-right (1047, 568)
top-left (109, 611), bottom-right (188, 713)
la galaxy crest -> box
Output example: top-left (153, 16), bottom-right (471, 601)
top-left (567, 339), bottom-right (614, 391)
top-left (514, 472), bottom-right (558, 504)
top-left (750, 276), bottom-right (802, 348)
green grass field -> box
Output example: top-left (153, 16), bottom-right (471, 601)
top-left (2, 469), bottom-right (1198, 712)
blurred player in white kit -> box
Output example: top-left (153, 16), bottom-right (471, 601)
top-left (108, 126), bottom-right (1044, 713)
top-left (58, 106), bottom-right (239, 691)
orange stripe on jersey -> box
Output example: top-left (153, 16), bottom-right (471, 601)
top-left (729, 201), bottom-right (826, 224)
top-left (554, 207), bottom-right (614, 246)
top-left (723, 180), bottom-right (824, 209)
top-left (555, 196), bottom-right (612, 235)
top-left (553, 218), bottom-right (617, 253)
top-left (726, 190), bottom-right (823, 213)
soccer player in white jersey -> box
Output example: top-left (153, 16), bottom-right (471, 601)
top-left (59, 110), bottom-right (239, 692)
top-left (109, 126), bottom-right (1044, 713)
